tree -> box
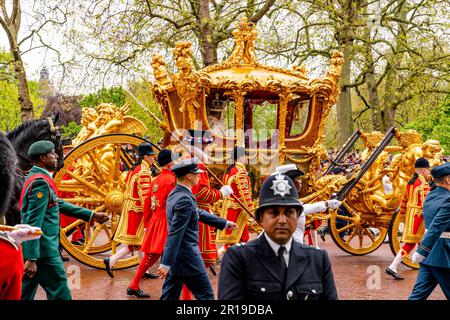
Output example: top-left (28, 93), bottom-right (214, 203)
top-left (0, 0), bottom-right (73, 122)
top-left (62, 0), bottom-right (278, 88)
top-left (0, 0), bottom-right (34, 121)
top-left (404, 94), bottom-right (450, 154)
top-left (0, 51), bottom-right (45, 131)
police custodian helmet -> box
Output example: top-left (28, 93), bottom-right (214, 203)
top-left (255, 174), bottom-right (304, 221)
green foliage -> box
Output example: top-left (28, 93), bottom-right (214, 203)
top-left (0, 51), bottom-right (45, 131)
top-left (404, 95), bottom-right (450, 154)
top-left (124, 81), bottom-right (163, 143)
top-left (60, 121), bottom-right (83, 139)
top-left (79, 86), bottom-right (126, 108)
top-left (251, 101), bottom-right (278, 141)
top-left (79, 83), bottom-right (163, 143)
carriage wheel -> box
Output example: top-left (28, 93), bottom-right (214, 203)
top-left (328, 204), bottom-right (387, 256)
top-left (388, 209), bottom-right (419, 269)
top-left (54, 134), bottom-right (150, 269)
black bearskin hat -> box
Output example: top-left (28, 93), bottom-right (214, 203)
top-left (0, 133), bottom-right (17, 217)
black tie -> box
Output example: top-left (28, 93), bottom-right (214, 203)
top-left (277, 245), bottom-right (288, 276)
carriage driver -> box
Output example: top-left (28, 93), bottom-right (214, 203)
top-left (20, 140), bottom-right (109, 300)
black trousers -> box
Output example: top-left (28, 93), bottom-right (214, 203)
top-left (160, 271), bottom-right (214, 300)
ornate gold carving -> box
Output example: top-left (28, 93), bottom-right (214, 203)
top-left (172, 41), bottom-right (211, 128)
top-left (225, 17), bottom-right (258, 65)
top-left (73, 107), bottom-right (98, 145)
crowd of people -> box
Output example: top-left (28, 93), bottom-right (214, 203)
top-left (0, 129), bottom-right (449, 301)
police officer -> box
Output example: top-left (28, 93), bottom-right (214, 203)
top-left (274, 164), bottom-right (341, 245)
top-left (156, 157), bottom-right (237, 300)
top-left (409, 162), bottom-right (450, 299)
top-left (218, 174), bottom-right (338, 300)
top-left (20, 140), bottom-right (109, 300)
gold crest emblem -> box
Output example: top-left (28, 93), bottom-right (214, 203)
top-left (151, 196), bottom-right (160, 211)
top-left (36, 192), bottom-right (44, 199)
top-left (153, 183), bottom-right (158, 193)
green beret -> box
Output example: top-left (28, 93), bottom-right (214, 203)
top-left (28, 140), bottom-right (55, 157)
top-left (431, 162), bottom-right (450, 179)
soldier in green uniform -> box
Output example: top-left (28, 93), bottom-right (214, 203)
top-left (20, 140), bottom-right (109, 300)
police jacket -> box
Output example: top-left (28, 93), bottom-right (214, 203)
top-left (161, 184), bottom-right (227, 276)
top-left (417, 186), bottom-right (450, 269)
top-left (218, 234), bottom-right (338, 300)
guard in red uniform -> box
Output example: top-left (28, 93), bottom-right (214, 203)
top-left (386, 157), bottom-right (431, 280)
top-left (103, 142), bottom-right (155, 278)
top-left (216, 146), bottom-right (253, 247)
top-left (182, 130), bottom-right (234, 267)
top-left (126, 149), bottom-right (176, 298)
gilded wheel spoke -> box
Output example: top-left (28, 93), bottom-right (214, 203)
top-left (84, 222), bottom-right (91, 244)
top-left (62, 219), bottom-right (84, 234)
top-left (112, 144), bottom-right (122, 186)
top-left (102, 223), bottom-right (112, 240)
top-left (335, 215), bottom-right (354, 222)
top-left (66, 171), bottom-right (106, 196)
top-left (345, 230), bottom-right (357, 244)
top-left (94, 205), bottom-right (106, 212)
top-left (364, 228), bottom-right (376, 243)
top-left (358, 231), bottom-right (364, 248)
top-left (83, 223), bottom-right (104, 253)
top-left (337, 223), bottom-right (354, 234)
top-left (87, 150), bottom-right (108, 182)
top-left (63, 197), bottom-right (104, 205)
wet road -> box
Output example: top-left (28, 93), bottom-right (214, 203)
top-left (35, 236), bottom-right (445, 300)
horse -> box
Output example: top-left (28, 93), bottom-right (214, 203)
top-left (3, 115), bottom-right (64, 225)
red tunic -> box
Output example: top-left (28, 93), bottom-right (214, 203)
top-left (0, 233), bottom-right (24, 300)
top-left (218, 162), bottom-right (253, 244)
top-left (113, 162), bottom-right (152, 245)
top-left (192, 163), bottom-right (222, 265)
top-left (59, 167), bottom-right (84, 242)
top-left (141, 169), bottom-right (176, 254)
top-left (400, 173), bottom-right (430, 245)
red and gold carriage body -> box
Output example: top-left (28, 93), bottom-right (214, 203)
top-left (150, 18), bottom-right (343, 182)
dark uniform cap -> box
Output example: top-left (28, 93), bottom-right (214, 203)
top-left (171, 157), bottom-right (204, 178)
top-left (137, 142), bottom-right (155, 157)
top-left (28, 140), bottom-right (55, 157)
top-left (415, 157), bottom-right (430, 168)
top-left (157, 149), bottom-right (176, 167)
top-left (431, 162), bottom-right (450, 179)
top-left (184, 129), bottom-right (214, 145)
top-left (255, 174), bottom-right (303, 221)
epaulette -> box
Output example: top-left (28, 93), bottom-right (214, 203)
top-left (0, 231), bottom-right (19, 250)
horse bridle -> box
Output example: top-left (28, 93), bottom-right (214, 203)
top-left (16, 118), bottom-right (61, 173)
top-left (46, 117), bottom-right (61, 145)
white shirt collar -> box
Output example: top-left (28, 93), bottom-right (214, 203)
top-left (264, 233), bottom-right (292, 257)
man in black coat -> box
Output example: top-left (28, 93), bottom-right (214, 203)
top-left (156, 157), bottom-right (237, 300)
top-left (218, 174), bottom-right (338, 300)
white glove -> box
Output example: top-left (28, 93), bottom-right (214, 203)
top-left (220, 185), bottom-right (234, 198)
top-left (327, 199), bottom-right (342, 210)
top-left (412, 252), bottom-right (425, 263)
top-left (7, 224), bottom-right (42, 243)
